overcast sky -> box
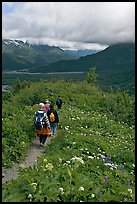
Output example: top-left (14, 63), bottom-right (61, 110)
top-left (2, 2), bottom-right (135, 50)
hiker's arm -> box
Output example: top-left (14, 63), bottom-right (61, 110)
top-left (44, 114), bottom-right (51, 129)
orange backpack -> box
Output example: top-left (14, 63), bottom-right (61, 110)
top-left (49, 112), bottom-right (55, 122)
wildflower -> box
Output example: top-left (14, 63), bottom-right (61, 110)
top-left (104, 176), bottom-right (108, 184)
top-left (104, 156), bottom-right (109, 162)
top-left (79, 186), bottom-right (84, 191)
top-left (45, 163), bottom-right (53, 170)
top-left (28, 194), bottom-right (32, 201)
top-left (43, 158), bottom-right (47, 163)
top-left (98, 191), bottom-right (102, 201)
top-left (127, 179), bottom-right (130, 187)
top-left (91, 193), bottom-right (95, 198)
top-left (31, 183), bottom-right (37, 191)
top-left (71, 156), bottom-right (84, 164)
top-left (88, 156), bottom-right (94, 159)
top-left (132, 164), bottom-right (135, 168)
top-left (98, 191), bottom-right (102, 196)
top-left (110, 167), bottom-right (113, 170)
top-left (64, 126), bottom-right (69, 130)
top-left (128, 189), bottom-right (132, 194)
top-left (58, 187), bottom-right (64, 194)
top-left (120, 164), bottom-right (124, 171)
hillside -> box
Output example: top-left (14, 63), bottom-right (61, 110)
top-left (2, 80), bottom-right (135, 202)
top-left (2, 39), bottom-right (75, 71)
top-left (32, 43), bottom-right (134, 73)
top-left (31, 43), bottom-right (135, 94)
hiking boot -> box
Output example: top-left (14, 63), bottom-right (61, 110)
top-left (40, 143), bottom-right (44, 148)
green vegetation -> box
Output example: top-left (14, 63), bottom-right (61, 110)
top-left (2, 79), bottom-right (135, 202)
top-left (2, 39), bottom-right (74, 71)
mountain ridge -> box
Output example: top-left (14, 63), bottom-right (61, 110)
top-left (2, 39), bottom-right (75, 71)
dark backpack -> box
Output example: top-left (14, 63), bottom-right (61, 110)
top-left (34, 111), bottom-right (45, 130)
top-left (56, 98), bottom-right (61, 106)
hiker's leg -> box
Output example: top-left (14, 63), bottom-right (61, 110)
top-left (52, 123), bottom-right (56, 135)
top-left (41, 135), bottom-right (47, 145)
top-left (39, 135), bottom-right (43, 143)
top-left (50, 123), bottom-right (54, 135)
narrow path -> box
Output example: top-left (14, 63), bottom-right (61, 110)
top-left (2, 137), bottom-right (52, 183)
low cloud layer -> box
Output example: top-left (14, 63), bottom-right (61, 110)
top-left (2, 2), bottom-right (135, 50)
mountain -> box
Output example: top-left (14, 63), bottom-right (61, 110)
top-left (64, 49), bottom-right (98, 58)
top-left (2, 40), bottom-right (135, 94)
top-left (2, 39), bottom-right (75, 71)
top-left (31, 43), bottom-right (135, 94)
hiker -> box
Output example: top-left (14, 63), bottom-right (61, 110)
top-left (43, 100), bottom-right (50, 113)
top-left (34, 102), bottom-right (51, 148)
top-left (56, 95), bottom-right (62, 109)
top-left (47, 103), bottom-right (59, 136)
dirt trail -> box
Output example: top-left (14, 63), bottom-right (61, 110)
top-left (2, 137), bottom-right (52, 183)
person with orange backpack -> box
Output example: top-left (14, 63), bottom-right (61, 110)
top-left (47, 103), bottom-right (59, 136)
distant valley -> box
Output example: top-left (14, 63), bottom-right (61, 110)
top-left (2, 39), bottom-right (135, 95)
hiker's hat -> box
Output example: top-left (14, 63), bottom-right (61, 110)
top-left (39, 102), bottom-right (45, 107)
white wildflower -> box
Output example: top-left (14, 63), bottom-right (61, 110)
top-left (43, 158), bottom-right (47, 163)
top-left (91, 193), bottom-right (95, 198)
top-left (71, 156), bottom-right (84, 164)
top-left (132, 164), bottom-right (135, 168)
top-left (128, 189), bottom-right (132, 194)
top-left (58, 187), bottom-right (64, 194)
top-left (88, 156), bottom-right (94, 159)
top-left (28, 194), bottom-right (32, 201)
top-left (28, 194), bottom-right (32, 199)
top-left (45, 163), bottom-right (53, 170)
top-left (64, 126), bottom-right (69, 130)
top-left (79, 186), bottom-right (84, 191)
top-left (110, 167), bottom-right (113, 170)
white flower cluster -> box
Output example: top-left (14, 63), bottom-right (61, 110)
top-left (71, 156), bottom-right (84, 164)
top-left (104, 162), bottom-right (118, 170)
top-left (58, 187), bottom-right (64, 194)
top-left (128, 188), bottom-right (132, 194)
top-left (88, 156), bottom-right (94, 159)
top-left (28, 194), bottom-right (32, 201)
top-left (45, 163), bottom-right (53, 170)
top-left (64, 126), bottom-right (69, 130)
top-left (79, 186), bottom-right (84, 191)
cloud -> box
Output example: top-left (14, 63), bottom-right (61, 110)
top-left (2, 2), bottom-right (135, 50)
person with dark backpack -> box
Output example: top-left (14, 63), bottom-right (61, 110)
top-left (47, 103), bottom-right (59, 136)
top-left (34, 102), bottom-right (51, 148)
top-left (56, 95), bottom-right (62, 109)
